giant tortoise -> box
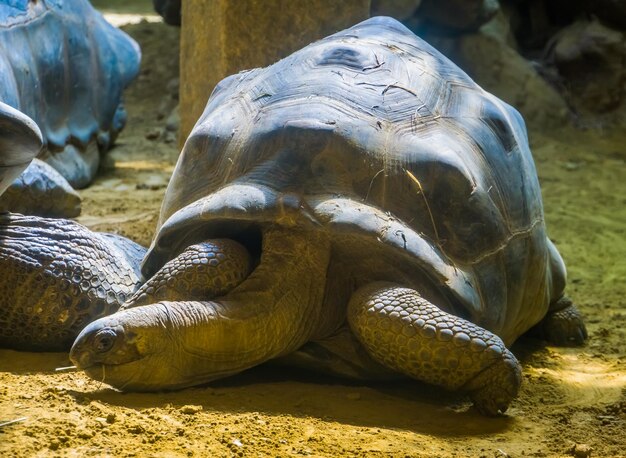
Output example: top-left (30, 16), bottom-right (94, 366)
top-left (0, 0), bottom-right (140, 216)
top-left (2, 17), bottom-right (586, 415)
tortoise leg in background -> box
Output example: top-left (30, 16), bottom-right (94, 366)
top-left (0, 159), bottom-right (82, 218)
top-left (347, 282), bottom-right (522, 416)
top-left (0, 213), bottom-right (145, 351)
top-left (531, 240), bottom-right (588, 346)
top-left (533, 296), bottom-right (588, 346)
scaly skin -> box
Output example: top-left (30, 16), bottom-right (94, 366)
top-left (70, 228), bottom-right (331, 391)
top-left (534, 296), bottom-right (588, 346)
top-left (71, 231), bottom-right (521, 414)
top-left (65, 228), bottom-right (587, 414)
top-left (124, 240), bottom-right (252, 308)
top-left (348, 282), bottom-right (522, 415)
top-left (0, 214), bottom-right (145, 351)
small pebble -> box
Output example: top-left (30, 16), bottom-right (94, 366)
top-left (76, 427), bottom-right (94, 439)
top-left (564, 161), bottom-right (581, 171)
top-left (180, 404), bottom-right (203, 415)
top-left (145, 128), bottom-right (161, 140)
top-left (570, 443), bottom-right (592, 458)
top-left (127, 425), bottom-right (144, 434)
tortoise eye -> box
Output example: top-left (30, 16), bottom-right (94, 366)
top-left (94, 329), bottom-right (116, 353)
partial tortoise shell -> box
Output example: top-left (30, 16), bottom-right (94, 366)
top-left (0, 0), bottom-right (140, 187)
top-left (144, 17), bottom-right (565, 345)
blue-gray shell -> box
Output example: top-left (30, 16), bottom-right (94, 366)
top-left (0, 0), bottom-right (140, 155)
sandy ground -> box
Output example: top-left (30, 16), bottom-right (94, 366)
top-left (1, 10), bottom-right (625, 458)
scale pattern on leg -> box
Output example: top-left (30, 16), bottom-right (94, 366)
top-left (348, 282), bottom-right (522, 415)
top-left (123, 240), bottom-right (252, 309)
top-left (0, 214), bottom-right (145, 351)
top-left (535, 296), bottom-right (587, 346)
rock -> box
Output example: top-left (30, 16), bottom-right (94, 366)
top-left (126, 424), bottom-right (144, 434)
top-left (153, 0), bottom-right (181, 26)
top-left (179, 0), bottom-right (370, 144)
top-left (180, 404), bottom-right (203, 415)
top-left (145, 128), bottom-right (162, 140)
top-left (570, 443), bottom-right (593, 458)
top-left (76, 427), bottom-right (94, 439)
top-left (371, 0), bottom-right (422, 20)
top-left (591, 0), bottom-right (626, 30)
top-left (418, 0), bottom-right (500, 32)
top-left (547, 19), bottom-right (626, 113)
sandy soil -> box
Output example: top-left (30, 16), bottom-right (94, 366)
top-left (1, 13), bottom-right (625, 458)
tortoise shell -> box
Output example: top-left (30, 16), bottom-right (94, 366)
top-left (144, 17), bottom-right (565, 345)
top-left (0, 0), bottom-right (140, 187)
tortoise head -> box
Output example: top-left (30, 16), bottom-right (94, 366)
top-left (70, 302), bottom-right (214, 391)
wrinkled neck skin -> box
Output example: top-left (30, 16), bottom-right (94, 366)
top-left (70, 228), bottom-right (331, 391)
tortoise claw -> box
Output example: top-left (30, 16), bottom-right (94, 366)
top-left (466, 349), bottom-right (522, 416)
top-left (536, 298), bottom-right (588, 347)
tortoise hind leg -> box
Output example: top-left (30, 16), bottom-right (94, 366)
top-left (533, 296), bottom-right (587, 346)
top-left (347, 282), bottom-right (522, 416)
top-left (533, 240), bottom-right (588, 346)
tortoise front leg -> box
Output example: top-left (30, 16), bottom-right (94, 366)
top-left (123, 239), bottom-right (252, 309)
top-left (347, 282), bottom-right (522, 416)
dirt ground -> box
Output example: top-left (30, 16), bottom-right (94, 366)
top-left (1, 7), bottom-right (625, 458)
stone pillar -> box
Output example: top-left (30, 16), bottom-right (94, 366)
top-left (179, 0), bottom-right (371, 145)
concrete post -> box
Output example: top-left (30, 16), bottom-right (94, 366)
top-left (179, 0), bottom-right (371, 145)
